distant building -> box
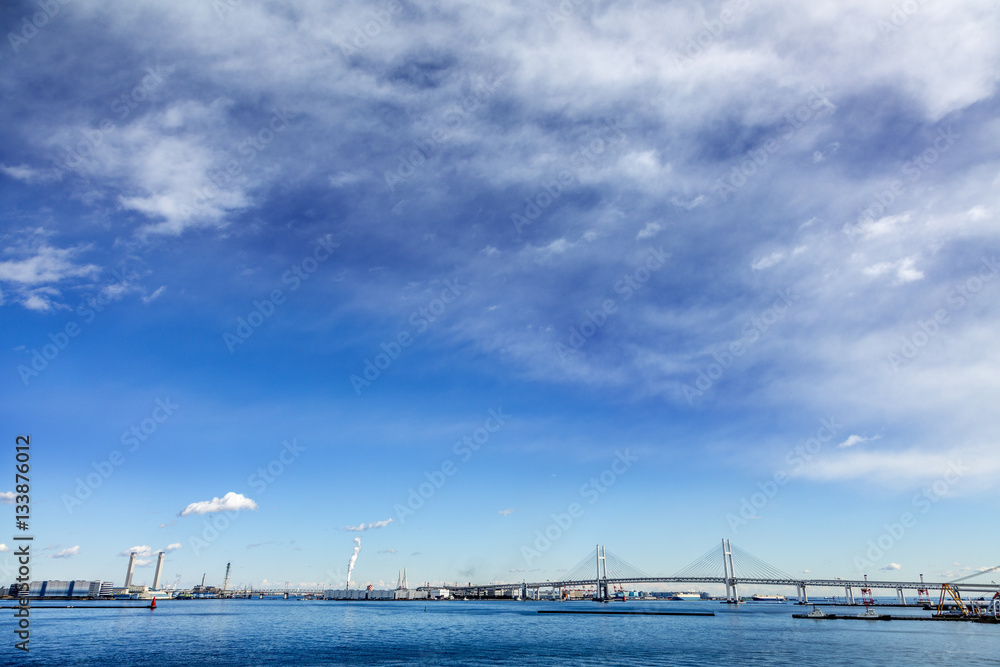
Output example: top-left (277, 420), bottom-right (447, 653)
top-left (25, 580), bottom-right (109, 598)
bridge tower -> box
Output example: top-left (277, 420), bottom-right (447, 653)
top-left (722, 539), bottom-right (739, 603)
top-left (595, 545), bottom-right (610, 601)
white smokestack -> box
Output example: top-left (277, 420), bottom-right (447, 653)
top-left (346, 537), bottom-right (361, 590)
top-left (124, 552), bottom-right (137, 588)
top-left (152, 552), bottom-right (165, 589)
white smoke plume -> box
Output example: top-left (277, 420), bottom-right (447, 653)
top-left (346, 537), bottom-right (361, 589)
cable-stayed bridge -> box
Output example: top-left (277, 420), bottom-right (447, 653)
top-left (443, 540), bottom-right (1000, 604)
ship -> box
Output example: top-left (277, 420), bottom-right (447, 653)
top-left (751, 594), bottom-right (786, 602)
top-left (668, 592), bottom-right (704, 600)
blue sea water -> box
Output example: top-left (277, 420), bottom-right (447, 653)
top-left (8, 599), bottom-right (1000, 666)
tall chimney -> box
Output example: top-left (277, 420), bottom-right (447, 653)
top-left (152, 552), bottom-right (165, 590)
top-left (124, 552), bottom-right (137, 588)
top-left (201, 573), bottom-right (207, 589)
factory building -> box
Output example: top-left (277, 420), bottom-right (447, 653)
top-left (25, 580), bottom-right (109, 598)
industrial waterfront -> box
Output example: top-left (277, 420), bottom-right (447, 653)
top-left (10, 540), bottom-right (999, 625)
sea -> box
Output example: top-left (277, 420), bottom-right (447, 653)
top-left (8, 599), bottom-right (1000, 665)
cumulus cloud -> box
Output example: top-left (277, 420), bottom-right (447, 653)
top-left (881, 563), bottom-right (902, 571)
top-left (179, 491), bottom-right (258, 516)
top-left (0, 491), bottom-right (15, 504)
top-left (0, 544), bottom-right (9, 552)
top-left (50, 546), bottom-right (80, 559)
top-left (498, 508), bottom-right (514, 516)
top-left (344, 518), bottom-right (394, 531)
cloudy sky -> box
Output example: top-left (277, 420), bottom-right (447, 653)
top-left (1, 0), bottom-right (999, 591)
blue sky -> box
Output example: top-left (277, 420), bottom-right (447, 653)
top-left (1, 0), bottom-right (999, 593)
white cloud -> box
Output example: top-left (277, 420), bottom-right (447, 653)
top-left (164, 542), bottom-right (182, 552)
top-left (0, 163), bottom-right (60, 183)
top-left (0, 240), bottom-right (98, 287)
top-left (0, 491), bottom-right (15, 504)
top-left (378, 548), bottom-right (398, 554)
top-left (837, 434), bottom-right (879, 449)
top-left (345, 518), bottom-right (394, 531)
top-left (636, 222), bottom-right (662, 240)
top-left (498, 508), bottom-right (514, 516)
top-left (50, 546), bottom-right (80, 559)
top-left (0, 544), bottom-right (9, 552)
top-left (121, 545), bottom-right (154, 557)
top-left (179, 491), bottom-right (258, 516)
top-left (143, 285), bottom-right (167, 304)
top-left (881, 563), bottom-right (902, 571)
top-left (751, 252), bottom-right (784, 271)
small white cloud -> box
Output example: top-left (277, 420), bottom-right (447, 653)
top-left (0, 491), bottom-right (15, 504)
top-left (895, 257), bottom-right (924, 283)
top-left (838, 434), bottom-right (879, 448)
top-left (670, 195), bottom-right (707, 210)
top-left (328, 171), bottom-right (362, 187)
top-left (751, 252), bottom-right (784, 271)
top-left (143, 286), bottom-right (167, 304)
top-left (179, 491), bottom-right (258, 516)
top-left (164, 542), bottom-right (182, 552)
top-left (802, 569), bottom-right (811, 574)
top-left (0, 544), bottom-right (10, 552)
top-left (378, 548), bottom-right (398, 554)
top-left (345, 518), bottom-right (394, 531)
top-left (636, 221), bottom-right (662, 240)
top-left (50, 546), bottom-right (80, 559)
top-left (121, 545), bottom-right (154, 557)
top-left (0, 163), bottom-right (61, 184)
top-left (881, 563), bottom-right (902, 571)
top-left (481, 245), bottom-right (500, 257)
top-left (498, 508), bottom-right (514, 516)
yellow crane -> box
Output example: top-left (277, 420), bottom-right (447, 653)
top-left (936, 584), bottom-right (970, 616)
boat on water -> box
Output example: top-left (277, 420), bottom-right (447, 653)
top-left (857, 607), bottom-right (881, 619)
top-left (751, 594), bottom-right (786, 602)
top-left (806, 606), bottom-right (827, 618)
top-left (668, 592), bottom-right (703, 601)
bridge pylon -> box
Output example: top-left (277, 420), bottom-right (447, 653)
top-left (595, 544), bottom-right (610, 601)
top-left (722, 538), bottom-right (739, 603)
